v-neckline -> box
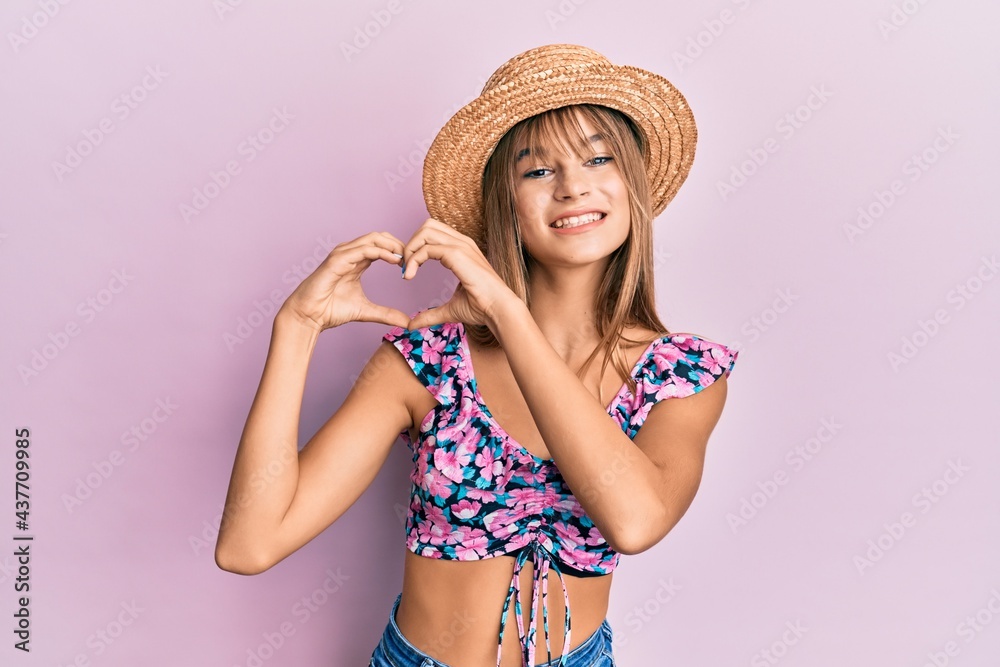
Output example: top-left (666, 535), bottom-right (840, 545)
top-left (456, 321), bottom-right (666, 465)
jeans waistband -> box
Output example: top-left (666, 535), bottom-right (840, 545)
top-left (378, 593), bottom-right (612, 667)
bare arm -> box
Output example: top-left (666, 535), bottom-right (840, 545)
top-left (215, 232), bottom-right (414, 574)
top-left (214, 308), bottom-right (316, 574)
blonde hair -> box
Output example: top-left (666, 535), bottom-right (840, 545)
top-left (471, 104), bottom-right (672, 403)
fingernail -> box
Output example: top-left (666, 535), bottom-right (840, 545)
top-left (401, 262), bottom-right (406, 277)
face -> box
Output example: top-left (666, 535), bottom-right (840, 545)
top-left (511, 110), bottom-right (631, 267)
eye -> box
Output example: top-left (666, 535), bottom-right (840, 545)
top-left (589, 155), bottom-right (614, 166)
top-left (523, 168), bottom-right (551, 179)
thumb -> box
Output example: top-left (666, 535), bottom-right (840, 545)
top-left (359, 303), bottom-right (411, 329)
top-left (407, 303), bottom-right (455, 331)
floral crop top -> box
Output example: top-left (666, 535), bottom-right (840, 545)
top-left (382, 311), bottom-right (738, 667)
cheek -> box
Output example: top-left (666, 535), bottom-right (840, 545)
top-left (605, 173), bottom-right (629, 201)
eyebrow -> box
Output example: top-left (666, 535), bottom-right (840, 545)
top-left (515, 133), bottom-right (606, 163)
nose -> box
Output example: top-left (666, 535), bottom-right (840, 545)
top-left (554, 165), bottom-right (590, 200)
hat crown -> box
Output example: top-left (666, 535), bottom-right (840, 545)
top-left (482, 44), bottom-right (613, 94)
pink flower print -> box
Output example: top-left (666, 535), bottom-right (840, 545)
top-left (655, 375), bottom-right (694, 400)
top-left (633, 401), bottom-right (654, 427)
top-left (465, 487), bottom-right (498, 502)
top-left (483, 507), bottom-right (519, 534)
top-left (538, 486), bottom-right (562, 508)
top-left (415, 515), bottom-right (450, 546)
top-left (517, 466), bottom-right (548, 486)
top-left (696, 344), bottom-right (727, 375)
top-left (554, 497), bottom-right (585, 518)
top-left (391, 335), bottom-right (414, 359)
top-left (415, 446), bottom-right (431, 480)
top-left (565, 548), bottom-right (604, 569)
top-left (474, 447), bottom-right (503, 485)
top-left (438, 406), bottom-right (475, 439)
top-left (417, 544), bottom-right (444, 559)
top-left (453, 528), bottom-right (489, 558)
top-left (506, 530), bottom-right (533, 550)
top-left (422, 333), bottom-right (447, 366)
top-left (553, 521), bottom-right (586, 550)
top-left (535, 531), bottom-right (554, 553)
top-left (424, 503), bottom-right (450, 526)
top-left (434, 443), bottom-right (473, 484)
top-left (508, 487), bottom-right (539, 510)
top-left (451, 499), bottom-right (482, 521)
top-left (658, 342), bottom-right (686, 365)
top-left (584, 525), bottom-right (610, 547)
top-left (421, 466), bottom-right (455, 500)
top-left (440, 352), bottom-right (460, 377)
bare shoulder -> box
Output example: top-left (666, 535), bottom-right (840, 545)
top-left (370, 338), bottom-right (432, 431)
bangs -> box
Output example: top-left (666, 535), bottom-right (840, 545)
top-left (516, 106), bottom-right (602, 166)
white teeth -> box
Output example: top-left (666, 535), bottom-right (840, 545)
top-left (552, 212), bottom-right (604, 228)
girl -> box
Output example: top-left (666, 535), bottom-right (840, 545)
top-left (216, 44), bottom-right (738, 667)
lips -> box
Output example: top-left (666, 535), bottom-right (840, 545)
top-left (550, 210), bottom-right (607, 228)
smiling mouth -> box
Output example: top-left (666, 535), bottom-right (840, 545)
top-left (550, 212), bottom-right (607, 229)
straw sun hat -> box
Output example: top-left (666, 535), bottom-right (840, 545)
top-left (421, 43), bottom-right (698, 251)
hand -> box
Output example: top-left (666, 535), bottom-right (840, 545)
top-left (400, 218), bottom-right (520, 331)
top-left (279, 231), bottom-right (411, 331)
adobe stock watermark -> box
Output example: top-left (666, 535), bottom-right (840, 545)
top-left (0, 555), bottom-right (19, 586)
top-left (189, 446), bottom-right (298, 557)
top-left (223, 235), bottom-right (338, 352)
top-left (726, 417), bottom-right (842, 534)
top-left (887, 254), bottom-right (997, 372)
top-left (572, 449), bottom-right (635, 507)
top-left (213, 0), bottom-right (249, 21)
top-left (61, 397), bottom-right (179, 513)
top-left (727, 287), bottom-right (798, 355)
top-left (670, 0), bottom-right (766, 73)
top-left (919, 587), bottom-right (1000, 666)
top-left (385, 76), bottom-right (489, 192)
top-left (877, 0), bottom-right (935, 40)
top-left (385, 137), bottom-right (431, 193)
top-left (17, 268), bottom-right (135, 386)
top-left (7, 0), bottom-right (74, 54)
top-left (852, 458), bottom-right (970, 576)
top-left (233, 567), bottom-right (350, 667)
top-left (52, 66), bottom-right (169, 183)
top-left (423, 608), bottom-right (477, 656)
top-left (55, 600), bottom-right (144, 667)
top-left (610, 578), bottom-right (682, 648)
top-left (340, 0), bottom-right (410, 62)
top-left (751, 620), bottom-right (808, 666)
top-left (179, 106), bottom-right (294, 223)
top-left (545, 0), bottom-right (590, 30)
top-left (717, 85), bottom-right (833, 201)
top-left (843, 126), bottom-right (959, 243)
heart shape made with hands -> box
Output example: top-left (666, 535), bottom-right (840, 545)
top-left (340, 218), bottom-right (523, 330)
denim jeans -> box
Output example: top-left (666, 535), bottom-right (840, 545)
top-left (369, 593), bottom-right (617, 666)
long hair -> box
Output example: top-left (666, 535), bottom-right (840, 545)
top-left (471, 103), bottom-right (672, 404)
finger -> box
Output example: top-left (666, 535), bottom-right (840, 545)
top-left (407, 302), bottom-right (454, 330)
top-left (400, 222), bottom-right (468, 271)
top-left (402, 237), bottom-right (462, 280)
top-left (332, 244), bottom-right (405, 277)
top-left (334, 232), bottom-right (405, 258)
top-left (357, 302), bottom-right (412, 328)
top-left (424, 218), bottom-right (481, 253)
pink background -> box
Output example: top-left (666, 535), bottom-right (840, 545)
top-left (2, 1), bottom-right (998, 665)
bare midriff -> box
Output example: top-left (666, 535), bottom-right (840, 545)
top-left (396, 548), bottom-right (613, 667)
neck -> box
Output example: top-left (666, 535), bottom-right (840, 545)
top-left (525, 258), bottom-right (610, 360)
